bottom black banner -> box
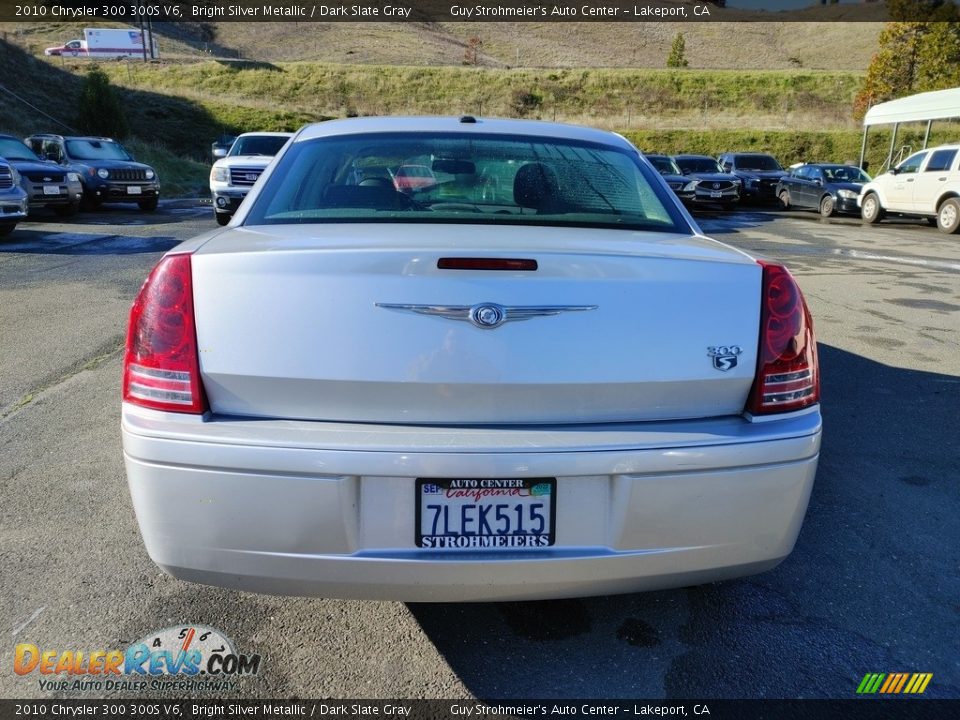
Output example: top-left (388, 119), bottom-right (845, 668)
top-left (1, 699), bottom-right (958, 720)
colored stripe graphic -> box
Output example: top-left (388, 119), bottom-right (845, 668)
top-left (904, 673), bottom-right (933, 694)
top-left (857, 673), bottom-right (932, 694)
top-left (893, 673), bottom-right (910, 693)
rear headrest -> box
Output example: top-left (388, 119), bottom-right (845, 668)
top-left (513, 162), bottom-right (560, 210)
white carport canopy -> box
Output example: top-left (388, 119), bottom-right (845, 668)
top-left (859, 86), bottom-right (960, 169)
top-left (863, 86), bottom-right (960, 127)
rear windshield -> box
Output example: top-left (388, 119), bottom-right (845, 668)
top-left (244, 132), bottom-right (688, 233)
top-left (821, 165), bottom-right (871, 183)
top-left (65, 139), bottom-right (132, 161)
top-left (646, 155), bottom-right (682, 175)
top-left (734, 154), bottom-right (783, 171)
top-left (230, 135), bottom-right (290, 157)
top-left (675, 157), bottom-right (723, 174)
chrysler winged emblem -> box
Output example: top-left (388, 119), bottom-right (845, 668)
top-left (376, 302), bottom-right (597, 329)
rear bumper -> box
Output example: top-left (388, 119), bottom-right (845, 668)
top-left (122, 405), bottom-right (821, 602)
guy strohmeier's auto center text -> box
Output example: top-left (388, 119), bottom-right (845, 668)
top-left (13, 2), bottom-right (714, 21)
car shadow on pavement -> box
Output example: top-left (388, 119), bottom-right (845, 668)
top-left (0, 229), bottom-right (180, 255)
top-left (407, 344), bottom-right (960, 699)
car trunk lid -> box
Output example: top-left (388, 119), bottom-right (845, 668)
top-left (190, 224), bottom-right (761, 424)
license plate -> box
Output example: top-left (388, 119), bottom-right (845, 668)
top-left (43, 185), bottom-right (60, 195)
top-left (416, 478), bottom-right (556, 549)
top-left (710, 191), bottom-right (723, 198)
top-left (127, 186), bottom-right (142, 195)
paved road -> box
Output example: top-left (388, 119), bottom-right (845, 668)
top-left (1, 204), bottom-right (958, 700)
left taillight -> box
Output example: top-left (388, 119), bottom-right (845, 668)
top-left (746, 260), bottom-right (820, 416)
top-left (122, 253), bottom-right (207, 414)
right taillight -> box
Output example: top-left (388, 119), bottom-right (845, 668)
top-left (122, 252), bottom-right (206, 414)
top-left (746, 260), bottom-right (820, 415)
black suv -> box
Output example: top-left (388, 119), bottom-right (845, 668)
top-left (717, 152), bottom-right (787, 204)
top-left (24, 134), bottom-right (160, 211)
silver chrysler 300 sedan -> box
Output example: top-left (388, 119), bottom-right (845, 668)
top-left (121, 117), bottom-right (821, 602)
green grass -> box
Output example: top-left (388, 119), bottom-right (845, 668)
top-left (95, 61), bottom-right (863, 131)
top-left (125, 139), bottom-right (210, 197)
top-left (0, 40), bottom-right (212, 195)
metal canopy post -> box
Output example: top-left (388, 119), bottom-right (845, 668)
top-left (922, 119), bottom-right (932, 149)
top-left (859, 126), bottom-right (869, 169)
top-left (885, 123), bottom-right (899, 173)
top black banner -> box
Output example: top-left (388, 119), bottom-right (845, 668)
top-left (6, 1), bottom-right (960, 24)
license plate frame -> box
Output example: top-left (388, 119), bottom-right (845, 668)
top-left (127, 185), bottom-right (142, 195)
top-left (415, 477), bottom-right (556, 550)
top-left (710, 191), bottom-right (723, 198)
top-left (43, 184), bottom-right (61, 196)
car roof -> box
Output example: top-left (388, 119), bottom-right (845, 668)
top-left (236, 131), bottom-right (294, 138)
top-left (802, 163), bottom-right (859, 168)
top-left (673, 154), bottom-right (715, 160)
top-left (293, 116), bottom-right (635, 151)
top-left (35, 135), bottom-right (121, 143)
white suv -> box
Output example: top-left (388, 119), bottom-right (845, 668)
top-left (858, 144), bottom-right (960, 234)
top-left (209, 132), bottom-right (292, 226)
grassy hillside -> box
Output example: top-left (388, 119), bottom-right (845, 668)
top-left (93, 60), bottom-right (864, 135)
top-left (0, 41), bottom-right (220, 194)
top-left (0, 17), bottom-right (896, 196)
top-left (0, 19), bottom-right (883, 71)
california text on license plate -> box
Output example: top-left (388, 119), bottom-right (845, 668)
top-left (416, 478), bottom-right (556, 549)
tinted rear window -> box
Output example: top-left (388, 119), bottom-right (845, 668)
top-left (675, 157), bottom-right (723, 174)
top-left (734, 154), bottom-right (783, 171)
top-left (244, 132), bottom-right (689, 233)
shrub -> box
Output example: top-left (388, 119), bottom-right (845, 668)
top-left (667, 33), bottom-right (689, 69)
top-left (511, 89), bottom-right (543, 117)
top-left (76, 66), bottom-right (129, 139)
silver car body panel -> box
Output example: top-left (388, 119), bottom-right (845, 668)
top-left (189, 224), bottom-right (761, 425)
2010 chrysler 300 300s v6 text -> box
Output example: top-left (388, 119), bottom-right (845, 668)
top-left (121, 117), bottom-right (821, 602)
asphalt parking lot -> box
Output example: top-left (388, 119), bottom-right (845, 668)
top-left (1, 202), bottom-right (958, 700)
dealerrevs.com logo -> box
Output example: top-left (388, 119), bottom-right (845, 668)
top-left (14, 625), bottom-right (261, 693)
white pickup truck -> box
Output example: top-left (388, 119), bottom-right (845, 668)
top-left (208, 132), bottom-right (292, 226)
top-left (859, 144), bottom-right (960, 234)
